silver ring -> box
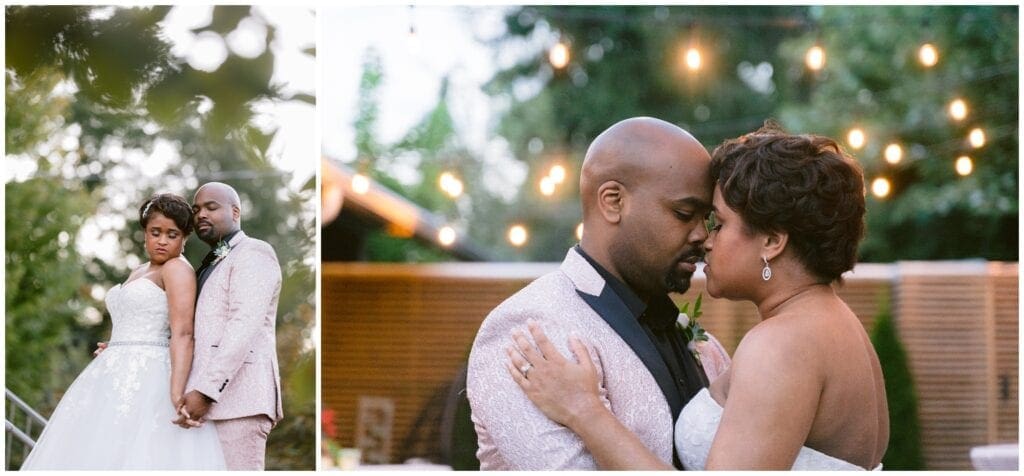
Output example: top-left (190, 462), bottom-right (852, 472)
top-left (520, 363), bottom-right (532, 377)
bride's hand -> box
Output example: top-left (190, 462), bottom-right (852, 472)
top-left (505, 320), bottom-right (604, 430)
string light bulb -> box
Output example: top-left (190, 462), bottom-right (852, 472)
top-left (955, 156), bottom-right (973, 176)
top-left (549, 164), bottom-right (567, 184)
top-left (439, 171), bottom-right (463, 198)
top-left (968, 128), bottom-right (986, 148)
top-left (948, 98), bottom-right (968, 121)
top-left (805, 45), bottom-right (825, 71)
top-left (508, 225), bottom-right (528, 247)
top-left (884, 143), bottom-right (903, 164)
top-left (352, 173), bottom-right (370, 195)
top-left (871, 177), bottom-right (891, 198)
top-left (549, 42), bottom-right (569, 69)
top-left (576, 222), bottom-right (584, 241)
top-left (918, 43), bottom-right (939, 67)
top-left (438, 226), bottom-right (456, 247)
top-left (847, 128), bottom-right (866, 149)
top-left (684, 47), bottom-right (702, 71)
top-left (539, 176), bottom-right (556, 196)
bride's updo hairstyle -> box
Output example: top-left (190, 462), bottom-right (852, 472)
top-left (139, 193), bottom-right (194, 236)
top-left (709, 120), bottom-right (866, 283)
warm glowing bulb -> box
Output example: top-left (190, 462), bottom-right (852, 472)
top-left (549, 164), bottom-right (567, 184)
top-left (805, 45), bottom-right (825, 71)
top-left (549, 42), bottom-right (569, 69)
top-left (508, 225), bottom-right (528, 247)
top-left (955, 156), bottom-right (973, 176)
top-left (576, 222), bottom-right (584, 241)
top-left (685, 47), bottom-right (702, 71)
top-left (352, 173), bottom-right (370, 195)
top-left (918, 43), bottom-right (938, 67)
top-left (884, 143), bottom-right (903, 164)
top-left (968, 128), bottom-right (986, 148)
top-left (847, 128), bottom-right (866, 149)
top-left (539, 176), bottom-right (556, 196)
top-left (438, 226), bottom-right (456, 247)
top-left (949, 99), bottom-right (968, 121)
top-left (871, 177), bottom-right (891, 198)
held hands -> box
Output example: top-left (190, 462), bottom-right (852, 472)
top-left (505, 320), bottom-right (604, 429)
top-left (93, 342), bottom-right (107, 357)
top-left (172, 391), bottom-right (212, 429)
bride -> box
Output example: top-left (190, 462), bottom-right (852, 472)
top-left (506, 124), bottom-right (889, 470)
top-left (21, 193), bottom-right (226, 470)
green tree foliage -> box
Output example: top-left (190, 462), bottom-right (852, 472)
top-left (6, 5), bottom-right (314, 469)
top-left (777, 6), bottom-right (1017, 261)
top-left (477, 5), bottom-right (1016, 262)
top-left (870, 299), bottom-right (925, 469)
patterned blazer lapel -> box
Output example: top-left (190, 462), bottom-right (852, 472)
top-left (197, 231), bottom-right (248, 295)
top-left (560, 248), bottom-right (684, 419)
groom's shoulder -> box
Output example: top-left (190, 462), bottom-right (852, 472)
top-left (237, 234), bottom-right (279, 260)
top-left (474, 269), bottom-right (575, 337)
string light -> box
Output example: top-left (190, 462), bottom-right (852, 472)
top-left (508, 225), bottom-right (528, 247)
top-left (805, 45), bottom-right (825, 71)
top-left (576, 222), bottom-right (584, 241)
top-left (968, 128), bottom-right (986, 148)
top-left (955, 156), bottom-right (973, 176)
top-left (918, 43), bottom-right (939, 67)
top-left (847, 128), bottom-right (866, 149)
top-left (549, 164), bottom-right (567, 184)
top-left (549, 41), bottom-right (569, 69)
top-left (948, 98), bottom-right (968, 121)
top-left (439, 171), bottom-right (463, 198)
top-left (684, 46), bottom-right (702, 71)
top-left (539, 176), bottom-right (556, 196)
top-left (352, 173), bottom-right (370, 195)
top-left (438, 226), bottom-right (456, 247)
top-left (884, 143), bottom-right (903, 164)
top-left (871, 177), bottom-right (891, 198)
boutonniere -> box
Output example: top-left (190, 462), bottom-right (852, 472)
top-left (676, 292), bottom-right (708, 365)
top-left (212, 238), bottom-right (232, 265)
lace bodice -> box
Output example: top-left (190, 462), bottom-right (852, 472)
top-left (675, 388), bottom-right (881, 471)
top-left (105, 279), bottom-right (170, 344)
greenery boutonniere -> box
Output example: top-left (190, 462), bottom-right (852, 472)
top-left (676, 292), bottom-right (708, 364)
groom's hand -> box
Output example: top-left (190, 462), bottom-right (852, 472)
top-left (182, 390), bottom-right (214, 422)
top-left (92, 342), bottom-right (107, 357)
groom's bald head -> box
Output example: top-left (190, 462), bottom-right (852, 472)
top-left (192, 182), bottom-right (242, 245)
top-left (578, 117), bottom-right (712, 298)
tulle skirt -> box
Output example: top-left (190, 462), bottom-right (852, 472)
top-left (20, 344), bottom-right (226, 470)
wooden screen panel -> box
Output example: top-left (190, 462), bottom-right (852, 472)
top-left (895, 263), bottom-right (992, 470)
top-left (990, 263), bottom-right (1018, 443)
top-left (321, 263), bottom-right (547, 463)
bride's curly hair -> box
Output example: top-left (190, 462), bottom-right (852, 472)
top-left (139, 193), bottom-right (194, 236)
top-left (710, 120), bottom-right (866, 283)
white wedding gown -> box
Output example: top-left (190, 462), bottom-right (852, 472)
top-left (675, 388), bottom-right (882, 470)
top-left (21, 279), bottom-right (226, 470)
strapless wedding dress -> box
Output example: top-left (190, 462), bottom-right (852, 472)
top-left (676, 388), bottom-right (882, 471)
top-left (21, 279), bottom-right (226, 470)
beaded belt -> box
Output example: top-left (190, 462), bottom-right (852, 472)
top-left (107, 340), bottom-right (169, 347)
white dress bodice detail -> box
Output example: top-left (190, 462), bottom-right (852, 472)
top-left (106, 279), bottom-right (171, 343)
top-left (675, 388), bottom-right (881, 471)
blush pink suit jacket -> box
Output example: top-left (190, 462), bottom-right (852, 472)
top-left (467, 247), bottom-right (731, 470)
top-left (187, 230), bottom-right (284, 424)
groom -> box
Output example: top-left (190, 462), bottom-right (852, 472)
top-left (467, 117), bottom-right (722, 470)
top-left (175, 182), bottom-right (284, 470)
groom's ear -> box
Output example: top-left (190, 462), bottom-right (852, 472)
top-left (597, 181), bottom-right (624, 224)
top-left (761, 230), bottom-right (788, 262)
top-left (232, 205), bottom-right (241, 222)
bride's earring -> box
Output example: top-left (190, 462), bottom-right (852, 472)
top-left (761, 256), bottom-right (772, 281)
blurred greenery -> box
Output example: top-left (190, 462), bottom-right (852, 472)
top-left (5, 5), bottom-right (314, 470)
top-left (870, 296), bottom-right (925, 469)
top-left (344, 6), bottom-right (1016, 263)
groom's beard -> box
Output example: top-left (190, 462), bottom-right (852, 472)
top-left (664, 248), bottom-right (704, 294)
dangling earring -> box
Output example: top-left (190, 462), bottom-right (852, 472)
top-left (761, 256), bottom-right (772, 281)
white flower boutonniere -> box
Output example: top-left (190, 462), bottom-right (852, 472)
top-left (212, 239), bottom-right (231, 265)
top-left (676, 292), bottom-right (709, 365)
